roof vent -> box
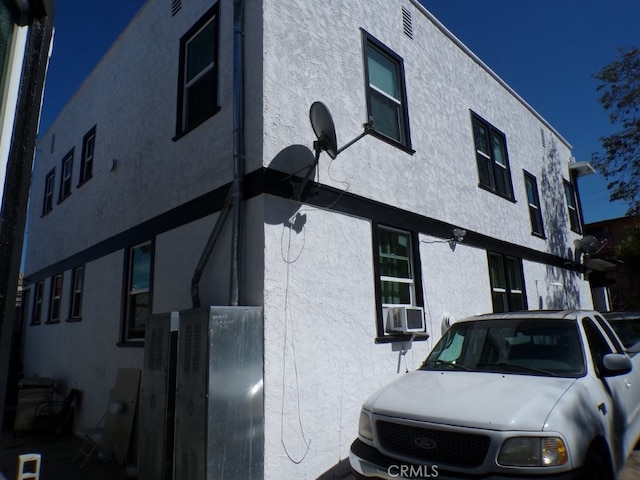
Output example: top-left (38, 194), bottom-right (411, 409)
top-left (402, 7), bottom-right (413, 39)
top-left (172, 0), bottom-right (182, 16)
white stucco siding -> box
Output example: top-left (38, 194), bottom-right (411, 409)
top-left (22, 251), bottom-right (143, 431)
top-left (524, 260), bottom-right (594, 311)
top-left (419, 236), bottom-right (493, 347)
top-left (261, 0), bottom-right (579, 258)
top-left (27, 0), bottom-right (237, 274)
top-left (262, 195), bottom-right (432, 479)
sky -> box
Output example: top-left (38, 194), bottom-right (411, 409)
top-left (38, 0), bottom-right (639, 224)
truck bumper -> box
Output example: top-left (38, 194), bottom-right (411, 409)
top-left (349, 439), bottom-right (584, 480)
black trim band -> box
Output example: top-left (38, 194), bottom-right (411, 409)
top-left (25, 167), bottom-right (578, 284)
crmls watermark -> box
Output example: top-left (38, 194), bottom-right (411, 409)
top-left (387, 464), bottom-right (439, 478)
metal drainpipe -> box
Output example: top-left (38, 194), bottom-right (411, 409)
top-left (191, 0), bottom-right (245, 308)
top-left (229, 0), bottom-right (245, 307)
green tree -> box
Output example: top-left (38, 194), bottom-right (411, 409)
top-left (592, 47), bottom-right (640, 216)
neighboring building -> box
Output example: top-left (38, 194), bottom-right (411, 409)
top-left (585, 215), bottom-right (640, 310)
top-left (0, 0), bottom-right (54, 429)
top-left (22, 0), bottom-right (594, 477)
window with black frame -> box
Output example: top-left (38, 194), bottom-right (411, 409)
top-left (362, 31), bottom-right (411, 150)
top-left (123, 241), bottom-right (153, 342)
top-left (524, 171), bottom-right (544, 237)
top-left (564, 179), bottom-right (582, 233)
top-left (472, 113), bottom-right (514, 199)
top-left (176, 3), bottom-right (220, 136)
top-left (59, 149), bottom-right (73, 202)
top-left (42, 168), bottom-right (55, 215)
top-left (69, 265), bottom-right (84, 321)
top-left (78, 126), bottom-right (96, 185)
top-left (31, 280), bottom-right (44, 325)
top-left (47, 274), bottom-right (63, 323)
top-left (487, 252), bottom-right (526, 313)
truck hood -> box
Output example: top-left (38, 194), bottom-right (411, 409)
top-left (364, 370), bottom-right (577, 431)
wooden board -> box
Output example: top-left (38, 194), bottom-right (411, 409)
top-left (100, 368), bottom-right (141, 465)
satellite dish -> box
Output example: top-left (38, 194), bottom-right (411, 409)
top-left (309, 101), bottom-right (338, 159)
top-left (574, 235), bottom-right (598, 255)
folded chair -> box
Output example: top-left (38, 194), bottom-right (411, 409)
top-left (33, 388), bottom-right (80, 435)
top-left (72, 401), bottom-right (124, 468)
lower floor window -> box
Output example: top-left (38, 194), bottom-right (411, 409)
top-left (378, 227), bottom-right (415, 306)
top-left (488, 252), bottom-right (526, 313)
top-left (124, 241), bottom-right (154, 342)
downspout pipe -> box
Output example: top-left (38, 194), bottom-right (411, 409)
top-left (191, 0), bottom-right (245, 308)
top-left (229, 0), bottom-right (245, 306)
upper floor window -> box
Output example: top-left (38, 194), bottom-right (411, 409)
top-left (564, 179), bottom-right (582, 233)
top-left (31, 281), bottom-right (44, 325)
top-left (69, 265), bottom-right (85, 321)
top-left (472, 113), bottom-right (514, 199)
top-left (79, 126), bottom-right (96, 185)
top-left (362, 31), bottom-right (412, 151)
top-left (123, 241), bottom-right (154, 342)
top-left (524, 171), bottom-right (545, 237)
top-left (42, 168), bottom-right (55, 215)
top-left (176, 3), bottom-right (220, 136)
top-left (47, 274), bottom-right (63, 323)
top-left (58, 149), bottom-right (74, 202)
top-left (488, 252), bottom-right (526, 313)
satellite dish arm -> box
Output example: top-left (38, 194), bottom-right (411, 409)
top-left (336, 117), bottom-right (374, 156)
top-left (293, 143), bottom-right (322, 200)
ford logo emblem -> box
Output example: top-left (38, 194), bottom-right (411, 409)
top-left (414, 437), bottom-right (437, 450)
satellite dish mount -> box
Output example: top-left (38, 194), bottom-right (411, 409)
top-left (292, 101), bottom-right (373, 200)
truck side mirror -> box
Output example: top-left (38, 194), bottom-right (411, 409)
top-left (601, 353), bottom-right (632, 377)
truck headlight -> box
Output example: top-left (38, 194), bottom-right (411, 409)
top-left (358, 411), bottom-right (374, 441)
top-left (498, 437), bottom-right (568, 467)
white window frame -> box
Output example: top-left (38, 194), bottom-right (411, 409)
top-left (378, 226), bottom-right (416, 307)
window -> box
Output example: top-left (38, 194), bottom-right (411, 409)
top-left (487, 252), bottom-right (526, 313)
top-left (373, 226), bottom-right (424, 340)
top-left (472, 113), bottom-right (514, 199)
top-left (79, 126), bottom-right (96, 185)
top-left (582, 318), bottom-right (613, 377)
top-left (58, 149), bottom-right (73, 202)
top-left (31, 281), bottom-right (44, 325)
top-left (378, 227), bottom-right (416, 305)
top-left (123, 241), bottom-right (153, 342)
top-left (564, 179), bottom-right (581, 233)
top-left (47, 274), bottom-right (63, 323)
top-left (42, 168), bottom-right (55, 215)
top-left (524, 171), bottom-right (544, 237)
top-left (176, 4), bottom-right (220, 135)
top-left (69, 265), bottom-right (85, 321)
top-left (363, 31), bottom-right (411, 150)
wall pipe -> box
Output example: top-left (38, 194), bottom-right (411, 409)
top-left (191, 0), bottom-right (245, 308)
top-left (229, 0), bottom-right (245, 306)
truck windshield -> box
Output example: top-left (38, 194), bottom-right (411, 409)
top-left (421, 319), bottom-right (585, 377)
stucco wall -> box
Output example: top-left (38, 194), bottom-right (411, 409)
top-left (262, 195), bottom-right (433, 478)
top-left (261, 0), bottom-right (579, 259)
top-left (26, 0), bottom-right (239, 274)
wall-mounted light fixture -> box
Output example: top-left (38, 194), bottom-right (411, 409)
top-left (449, 228), bottom-right (466, 251)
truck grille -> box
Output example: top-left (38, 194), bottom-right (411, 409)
top-left (376, 421), bottom-right (490, 467)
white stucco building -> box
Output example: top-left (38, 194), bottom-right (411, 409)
top-left (22, 0), bottom-right (594, 478)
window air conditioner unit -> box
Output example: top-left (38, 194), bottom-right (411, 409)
top-left (384, 306), bottom-right (425, 334)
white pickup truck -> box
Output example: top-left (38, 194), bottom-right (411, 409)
top-left (350, 310), bottom-right (640, 479)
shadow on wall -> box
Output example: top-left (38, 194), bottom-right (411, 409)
top-left (265, 144), bottom-right (316, 230)
top-left (539, 136), bottom-right (581, 309)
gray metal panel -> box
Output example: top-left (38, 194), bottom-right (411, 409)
top-left (139, 312), bottom-right (175, 480)
top-left (207, 306), bottom-right (264, 480)
top-left (174, 309), bottom-right (210, 480)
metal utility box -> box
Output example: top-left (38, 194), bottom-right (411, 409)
top-left (139, 312), bottom-right (178, 480)
top-left (139, 307), bottom-right (264, 480)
